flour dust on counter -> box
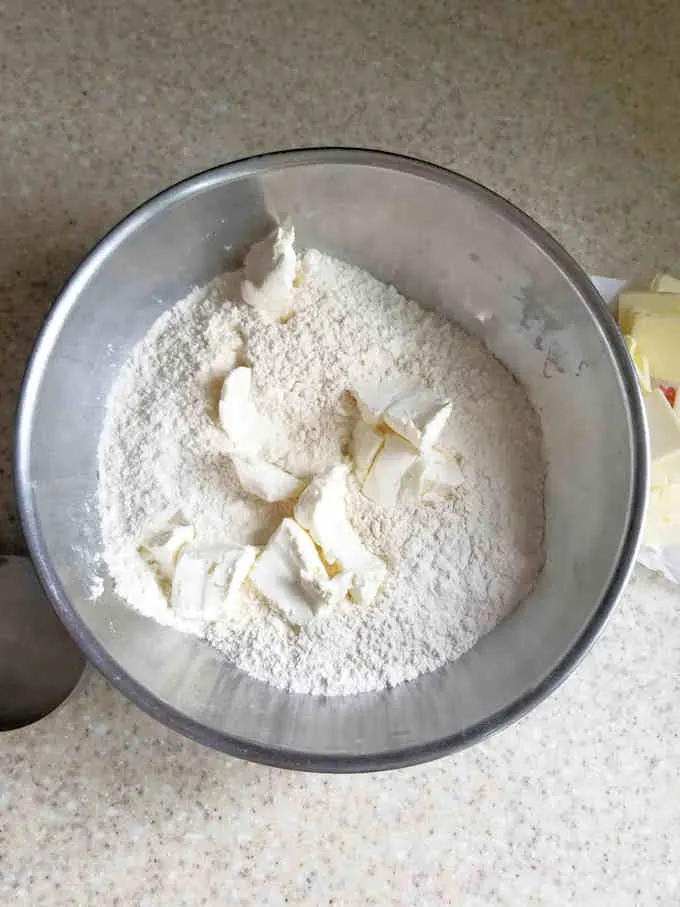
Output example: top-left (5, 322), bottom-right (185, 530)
top-left (98, 229), bottom-right (545, 695)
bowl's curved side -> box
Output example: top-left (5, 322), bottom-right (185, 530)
top-left (14, 149), bottom-right (648, 771)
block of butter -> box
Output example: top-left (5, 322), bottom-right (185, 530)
top-left (644, 484), bottom-right (680, 548)
top-left (651, 273), bottom-right (680, 294)
top-left (623, 335), bottom-right (652, 393)
top-left (617, 291), bottom-right (680, 334)
top-left (630, 311), bottom-right (680, 383)
top-left (644, 389), bottom-right (680, 486)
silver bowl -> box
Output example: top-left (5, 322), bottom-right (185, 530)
top-left (15, 149), bottom-right (647, 771)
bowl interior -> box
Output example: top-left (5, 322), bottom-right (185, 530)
top-left (16, 151), bottom-right (645, 769)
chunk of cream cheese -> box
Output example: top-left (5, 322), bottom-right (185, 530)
top-left (231, 455), bottom-right (304, 503)
top-left (138, 512), bottom-right (194, 581)
top-left (295, 465), bottom-right (386, 606)
top-left (351, 377), bottom-right (419, 426)
top-left (250, 518), bottom-right (338, 626)
top-left (411, 447), bottom-right (464, 502)
top-left (218, 366), bottom-right (263, 455)
top-left (351, 419), bottom-right (385, 480)
top-left (171, 544), bottom-right (257, 621)
top-left (361, 434), bottom-right (418, 509)
top-left (241, 222), bottom-right (297, 322)
top-left (352, 377), bottom-right (452, 451)
top-left (384, 386), bottom-right (452, 451)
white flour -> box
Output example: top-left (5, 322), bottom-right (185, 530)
top-left (98, 250), bottom-right (545, 695)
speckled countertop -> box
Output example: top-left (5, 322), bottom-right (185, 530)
top-left (2, 0), bottom-right (680, 904)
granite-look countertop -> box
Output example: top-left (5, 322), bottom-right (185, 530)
top-left (2, 0), bottom-right (679, 904)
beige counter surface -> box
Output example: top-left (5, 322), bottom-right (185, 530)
top-left (2, 1), bottom-right (679, 904)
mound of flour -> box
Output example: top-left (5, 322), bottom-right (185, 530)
top-left (98, 250), bottom-right (545, 695)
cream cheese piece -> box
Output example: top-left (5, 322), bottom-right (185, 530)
top-left (351, 419), bottom-right (385, 480)
top-left (171, 543), bottom-right (258, 622)
top-left (231, 455), bottom-right (304, 503)
top-left (241, 222), bottom-right (297, 322)
top-left (250, 518), bottom-right (335, 626)
top-left (413, 447), bottom-right (464, 502)
top-left (300, 569), bottom-right (354, 609)
top-left (644, 389), bottom-right (680, 486)
top-left (384, 387), bottom-right (452, 451)
top-left (630, 311), bottom-right (680, 382)
top-left (351, 377), bottom-right (419, 426)
top-left (294, 465), bottom-right (387, 606)
top-left (218, 366), bottom-right (262, 454)
top-left (349, 561), bottom-right (387, 608)
top-left (362, 434), bottom-right (418, 509)
top-left (623, 334), bottom-right (652, 393)
top-left (351, 377), bottom-right (452, 450)
top-left (294, 465), bottom-right (364, 566)
top-left (138, 513), bottom-right (194, 580)
top-left (211, 545), bottom-right (258, 603)
top-left (650, 273), bottom-right (680, 294)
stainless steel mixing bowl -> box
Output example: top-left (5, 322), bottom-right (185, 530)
top-left (15, 149), bottom-right (647, 771)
